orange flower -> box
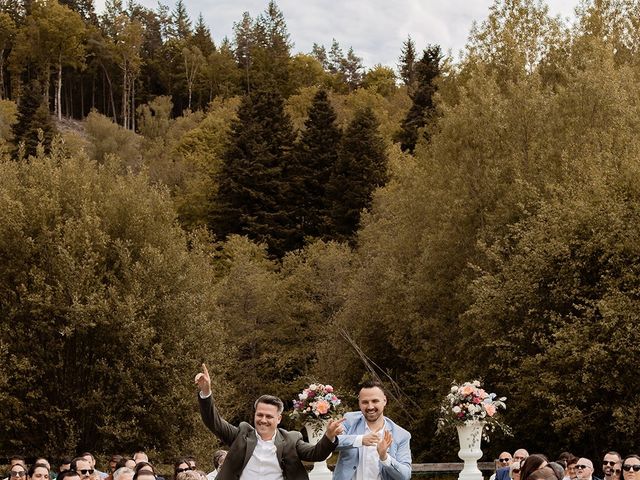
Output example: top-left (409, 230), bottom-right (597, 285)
top-left (460, 385), bottom-right (475, 396)
top-left (315, 400), bottom-right (330, 415)
top-left (484, 404), bottom-right (497, 416)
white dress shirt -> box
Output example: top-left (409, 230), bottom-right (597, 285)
top-left (352, 421), bottom-right (392, 480)
top-left (239, 431), bottom-right (283, 480)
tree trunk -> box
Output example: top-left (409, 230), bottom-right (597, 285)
top-left (56, 59), bottom-right (62, 120)
top-left (131, 77), bottom-right (135, 131)
top-left (122, 61), bottom-right (128, 129)
top-left (100, 62), bottom-right (117, 122)
top-left (0, 49), bottom-right (5, 100)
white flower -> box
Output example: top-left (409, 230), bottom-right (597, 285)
top-left (452, 406), bottom-right (461, 413)
top-left (309, 384), bottom-right (317, 390)
top-left (451, 386), bottom-right (458, 393)
top-left (299, 392), bottom-right (308, 400)
top-left (473, 380), bottom-right (481, 387)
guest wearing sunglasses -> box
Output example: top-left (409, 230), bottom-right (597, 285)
top-left (173, 459), bottom-right (193, 480)
top-left (8, 463), bottom-right (27, 480)
top-left (491, 452), bottom-right (514, 480)
top-left (603, 452), bottom-right (623, 480)
top-left (621, 455), bottom-right (640, 480)
top-left (498, 450), bottom-right (530, 480)
top-left (612, 466), bottom-right (622, 480)
top-left (566, 457), bottom-right (581, 480)
top-left (71, 457), bottom-right (95, 480)
top-left (575, 458), bottom-right (600, 480)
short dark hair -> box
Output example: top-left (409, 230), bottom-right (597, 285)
top-left (71, 457), bottom-right (90, 472)
top-left (80, 453), bottom-right (95, 462)
top-left (254, 395), bottom-right (284, 414)
top-left (605, 452), bottom-right (622, 461)
top-left (11, 456), bottom-right (26, 464)
top-left (28, 464), bottom-right (50, 478)
top-left (58, 471), bottom-right (81, 480)
top-left (59, 457), bottom-right (73, 466)
top-left (358, 379), bottom-right (385, 394)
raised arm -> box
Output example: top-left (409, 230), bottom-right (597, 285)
top-left (195, 363), bottom-right (239, 446)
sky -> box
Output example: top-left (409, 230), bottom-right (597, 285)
top-left (97, 0), bottom-right (580, 69)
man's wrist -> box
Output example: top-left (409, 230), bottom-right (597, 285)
top-left (380, 455), bottom-right (391, 466)
top-left (199, 390), bottom-right (212, 399)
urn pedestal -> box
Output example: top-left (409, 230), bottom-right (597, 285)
top-left (456, 421), bottom-right (485, 480)
top-left (304, 420), bottom-right (333, 480)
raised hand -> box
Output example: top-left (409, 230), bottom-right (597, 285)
top-left (194, 363), bottom-right (211, 397)
top-left (362, 431), bottom-right (381, 446)
top-left (377, 430), bottom-right (392, 460)
top-left (324, 417), bottom-right (346, 442)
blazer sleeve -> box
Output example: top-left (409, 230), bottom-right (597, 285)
top-left (295, 432), bottom-right (338, 461)
top-left (336, 413), bottom-right (360, 451)
top-left (381, 431), bottom-right (412, 480)
top-left (198, 393), bottom-right (240, 446)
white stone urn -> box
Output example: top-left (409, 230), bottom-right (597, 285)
top-left (304, 419), bottom-right (333, 479)
top-left (456, 421), bottom-right (485, 480)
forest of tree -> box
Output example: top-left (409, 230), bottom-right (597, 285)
top-left (2, 0), bottom-right (640, 469)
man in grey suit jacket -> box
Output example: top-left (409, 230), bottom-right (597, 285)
top-left (195, 363), bottom-right (345, 480)
top-left (333, 380), bottom-right (411, 480)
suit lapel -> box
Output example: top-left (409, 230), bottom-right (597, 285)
top-left (275, 430), bottom-right (285, 468)
top-left (243, 430), bottom-right (257, 469)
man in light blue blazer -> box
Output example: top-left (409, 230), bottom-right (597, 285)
top-left (333, 380), bottom-right (412, 480)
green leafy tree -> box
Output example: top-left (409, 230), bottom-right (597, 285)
top-left (395, 45), bottom-right (442, 153)
top-left (327, 106), bottom-right (388, 242)
top-left (362, 64), bottom-right (397, 97)
top-left (210, 86), bottom-right (298, 257)
top-left (233, 11), bottom-right (254, 93)
top-left (203, 38), bottom-right (241, 100)
top-left (0, 148), bottom-right (226, 458)
top-left (182, 44), bottom-right (204, 110)
top-left (111, 14), bottom-right (143, 129)
top-left (9, 0), bottom-right (86, 119)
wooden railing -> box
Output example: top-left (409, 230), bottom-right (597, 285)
top-left (412, 462), bottom-right (497, 472)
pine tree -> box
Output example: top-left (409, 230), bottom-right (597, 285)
top-left (327, 106), bottom-right (388, 242)
top-left (291, 88), bottom-right (341, 242)
top-left (251, 1), bottom-right (293, 96)
top-left (233, 11), bottom-right (254, 93)
top-left (192, 13), bottom-right (215, 56)
top-left (171, 0), bottom-right (191, 40)
top-left (398, 35), bottom-right (417, 92)
top-left (210, 86), bottom-right (298, 257)
top-left (311, 43), bottom-right (328, 70)
top-left (12, 80), bottom-right (56, 158)
top-left (395, 44), bottom-right (442, 153)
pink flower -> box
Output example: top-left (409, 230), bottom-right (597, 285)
top-left (472, 396), bottom-right (482, 404)
top-left (477, 389), bottom-right (488, 399)
top-left (316, 400), bottom-right (330, 415)
top-left (325, 385), bottom-right (334, 393)
top-left (460, 385), bottom-right (475, 396)
top-left (484, 404), bottom-right (497, 416)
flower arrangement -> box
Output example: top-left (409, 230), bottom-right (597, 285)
top-left (290, 383), bottom-right (343, 424)
top-left (437, 380), bottom-right (510, 438)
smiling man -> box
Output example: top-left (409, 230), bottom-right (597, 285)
top-left (333, 380), bottom-right (412, 480)
top-left (195, 363), bottom-right (344, 480)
